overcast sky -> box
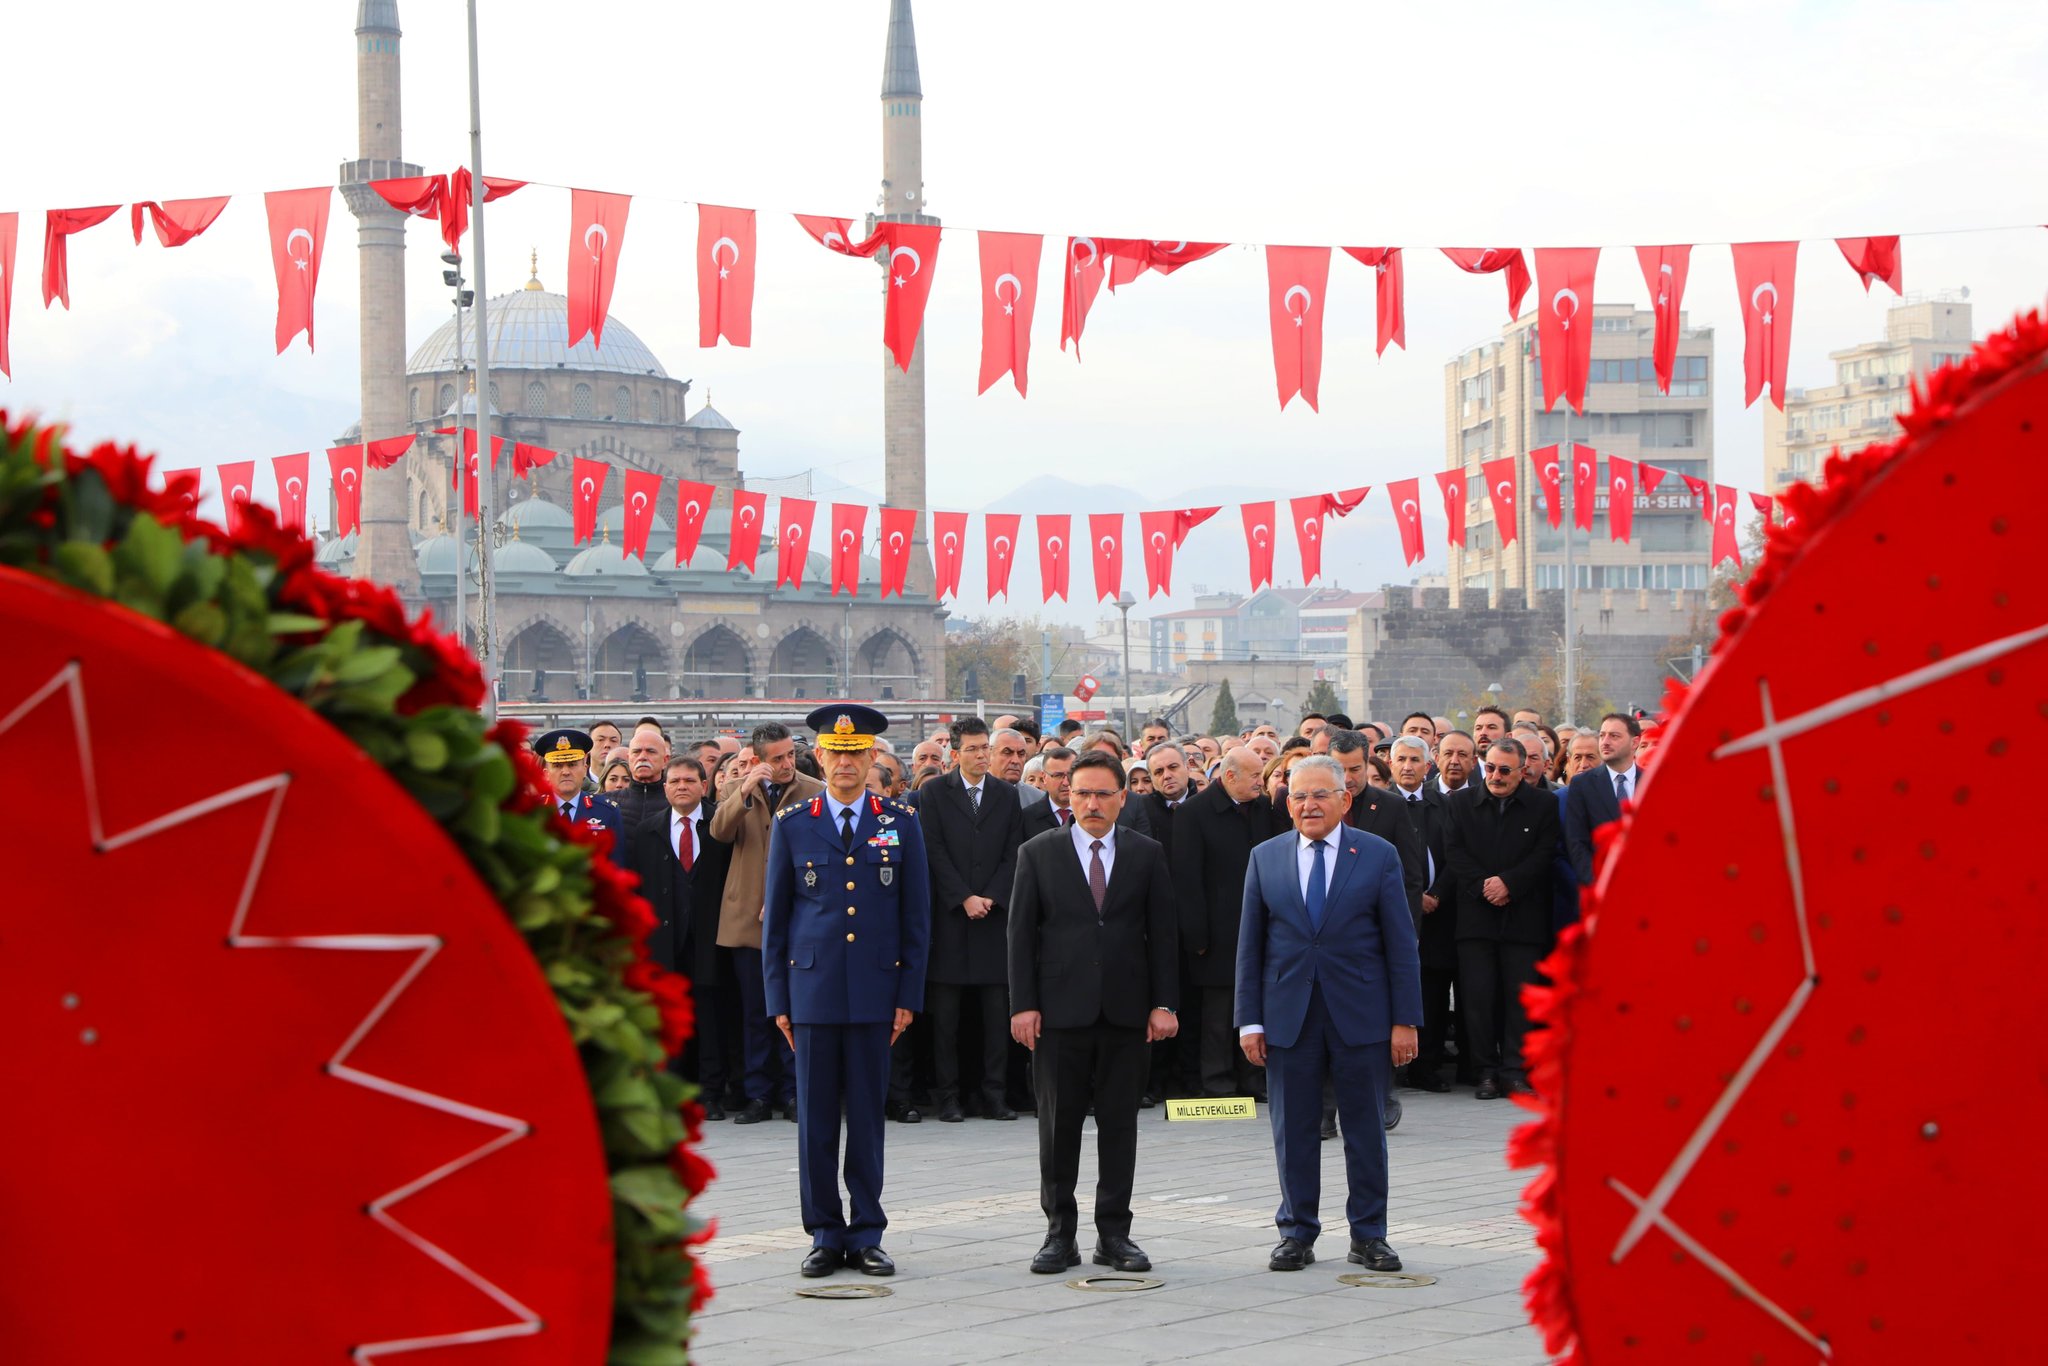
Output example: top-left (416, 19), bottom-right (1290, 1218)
top-left (7, 1), bottom-right (2045, 621)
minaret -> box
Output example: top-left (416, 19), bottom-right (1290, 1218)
top-left (338, 0), bottom-right (423, 595)
top-left (877, 0), bottom-right (933, 593)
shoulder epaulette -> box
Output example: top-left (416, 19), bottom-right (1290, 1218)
top-left (889, 798), bottom-right (916, 815)
top-left (777, 802), bottom-right (802, 820)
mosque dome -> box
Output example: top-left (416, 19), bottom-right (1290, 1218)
top-left (597, 503), bottom-right (673, 534)
top-left (564, 543), bottom-right (653, 578)
top-left (492, 538), bottom-right (558, 576)
top-left (416, 533), bottom-right (476, 574)
top-left (501, 497), bottom-right (573, 531)
top-left (684, 401), bottom-right (735, 430)
top-left (316, 530), bottom-right (358, 566)
top-left (408, 279), bottom-right (668, 379)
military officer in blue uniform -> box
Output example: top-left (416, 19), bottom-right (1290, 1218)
top-left (535, 729), bottom-right (626, 863)
top-left (763, 704), bottom-right (932, 1278)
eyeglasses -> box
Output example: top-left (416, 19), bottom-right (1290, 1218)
top-left (1071, 788), bottom-right (1120, 802)
top-left (1481, 763), bottom-right (1521, 776)
top-left (1287, 788), bottom-right (1341, 803)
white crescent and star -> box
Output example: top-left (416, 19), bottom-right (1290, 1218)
top-left (1072, 237), bottom-right (1098, 273)
top-left (1751, 281), bottom-right (1779, 324)
top-left (1495, 480), bottom-right (1513, 499)
top-left (286, 227), bottom-right (314, 270)
top-left (1098, 535), bottom-right (1116, 556)
top-left (1156, 241), bottom-right (1188, 254)
top-left (631, 492), bottom-right (649, 512)
top-left (839, 530), bottom-right (856, 550)
top-left (1252, 525), bottom-right (1270, 545)
top-left (739, 505), bottom-right (758, 525)
top-left (890, 245), bottom-right (922, 288)
top-left (1300, 519), bottom-right (1319, 540)
top-left (1150, 531), bottom-right (1168, 551)
top-left (1613, 476), bottom-right (1629, 494)
top-left (579, 477), bottom-right (596, 498)
top-left (941, 531), bottom-right (959, 553)
top-left (1401, 499), bottom-right (1419, 521)
top-left (710, 235), bottom-right (740, 279)
top-left (285, 477), bottom-right (304, 497)
top-left (1283, 284), bottom-right (1312, 326)
top-left (584, 223), bottom-right (609, 259)
top-left (683, 499), bottom-right (703, 522)
top-left (994, 272), bottom-right (1022, 315)
top-left (823, 230), bottom-right (847, 252)
top-left (1542, 461), bottom-right (1560, 484)
top-left (1047, 535), bottom-right (1064, 558)
top-left (993, 535), bottom-right (1012, 558)
top-left (1656, 261), bottom-right (1674, 306)
top-left (1552, 287), bottom-right (1580, 327)
top-left (783, 523), bottom-right (805, 541)
top-left (339, 468), bottom-right (358, 489)
top-left (888, 531), bottom-right (906, 552)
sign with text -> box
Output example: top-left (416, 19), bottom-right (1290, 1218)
top-left (1037, 692), bottom-right (1066, 734)
top-left (1164, 1096), bottom-right (1258, 1121)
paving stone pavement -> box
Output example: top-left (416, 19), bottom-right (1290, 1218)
top-left (692, 1089), bottom-right (1548, 1364)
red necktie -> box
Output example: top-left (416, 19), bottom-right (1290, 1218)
top-left (677, 818), bottom-right (694, 872)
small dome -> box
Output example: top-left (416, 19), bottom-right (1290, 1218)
top-left (316, 530), bottom-right (358, 565)
top-left (565, 543), bottom-right (652, 578)
top-left (501, 497), bottom-right (573, 530)
top-left (493, 539), bottom-right (557, 575)
top-left (598, 502), bottom-right (672, 534)
top-left (417, 534), bottom-right (476, 574)
top-left (684, 402), bottom-right (735, 431)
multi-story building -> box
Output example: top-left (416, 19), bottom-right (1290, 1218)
top-left (1148, 591), bottom-right (1244, 670)
top-left (1763, 294), bottom-right (1973, 490)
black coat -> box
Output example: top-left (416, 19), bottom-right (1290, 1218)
top-left (1403, 786), bottom-right (1458, 972)
top-left (1008, 825), bottom-right (1179, 1030)
top-left (917, 771), bottom-right (1026, 985)
top-left (1135, 790), bottom-right (1184, 863)
top-left (1346, 788), bottom-right (1429, 928)
top-left (615, 778), bottom-right (671, 842)
top-left (1171, 782), bottom-right (1279, 989)
top-left (1444, 783), bottom-right (1562, 945)
top-left (627, 799), bottom-right (732, 982)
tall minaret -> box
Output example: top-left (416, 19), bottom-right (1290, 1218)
top-left (877, 0), bottom-right (933, 592)
top-left (338, 0), bottom-right (423, 595)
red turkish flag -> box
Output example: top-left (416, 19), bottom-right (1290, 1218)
top-left (1342, 247), bottom-right (1406, 355)
top-left (1607, 455), bottom-right (1637, 544)
top-left (567, 189), bottom-right (630, 350)
top-left (794, 214), bottom-right (878, 257)
top-left (985, 512), bottom-right (1021, 599)
top-left (131, 196), bottom-right (230, 249)
top-left (875, 222), bottom-right (942, 372)
top-left (1534, 247), bottom-right (1600, 414)
top-left (1749, 490), bottom-right (1777, 523)
top-left (569, 456), bottom-right (609, 545)
top-left (1289, 495), bottom-right (1330, 584)
top-left (1105, 240), bottom-right (1227, 290)
top-left (366, 433), bottom-right (416, 469)
top-left (978, 230), bottom-right (1042, 396)
top-left (1386, 479), bottom-right (1426, 566)
top-left (1639, 462), bottom-right (1667, 494)
top-left (1570, 443), bottom-right (1598, 532)
top-left (1680, 473), bottom-right (1712, 521)
top-left (453, 439), bottom-right (482, 518)
top-left (42, 205), bottom-right (120, 309)
top-left (1326, 487), bottom-right (1371, 518)
top-left (264, 188), bottom-right (329, 353)
top-left (620, 469), bottom-right (661, 560)
top-left (1089, 513), bottom-right (1124, 601)
top-left (1435, 468), bottom-right (1468, 547)
top-left (698, 204), bottom-right (755, 348)
top-left (443, 168), bottom-right (526, 251)
top-left (369, 174), bottom-right (444, 224)
top-left (877, 506), bottom-right (917, 598)
top-left (1836, 235), bottom-right (1902, 295)
top-left (930, 510), bottom-right (967, 598)
top-left (1061, 236), bottom-right (1107, 357)
top-left (271, 452), bottom-right (309, 531)
top-left (1241, 502), bottom-right (1277, 591)
top-left (1635, 244), bottom-right (1692, 393)
top-left (1174, 507), bottom-right (1219, 547)
top-left (507, 439), bottom-right (554, 478)
top-left (1442, 247), bottom-right (1531, 318)
top-left (161, 466), bottom-right (201, 515)
top-left (1037, 513), bottom-right (1071, 602)
top-left (1481, 455), bottom-right (1519, 548)
top-left (728, 489), bottom-right (767, 572)
top-left (1138, 510), bottom-right (1179, 597)
top-left (1732, 240), bottom-right (1798, 409)
top-left (0, 213), bottom-right (16, 377)
top-left (673, 480), bottom-right (714, 566)
top-left (1711, 484), bottom-right (1743, 567)
top-left (1266, 245), bottom-right (1331, 412)
top-left (775, 497), bottom-right (816, 588)
top-left (1531, 445), bottom-right (1565, 530)
top-left (830, 502), bottom-right (866, 596)
top-left (325, 445), bottom-right (365, 535)
top-left (216, 460), bottom-right (256, 537)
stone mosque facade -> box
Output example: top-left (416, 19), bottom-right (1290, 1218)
top-left (327, 0), bottom-right (946, 704)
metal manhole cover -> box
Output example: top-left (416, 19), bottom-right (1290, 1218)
top-left (794, 1284), bottom-right (895, 1300)
top-left (1067, 1274), bottom-right (1164, 1293)
top-left (1338, 1271), bottom-right (1437, 1289)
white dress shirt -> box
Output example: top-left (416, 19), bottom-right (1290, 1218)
top-left (670, 806), bottom-right (701, 864)
top-left (1608, 764), bottom-right (1640, 801)
top-left (1069, 820), bottom-right (1116, 880)
top-left (826, 792), bottom-right (865, 834)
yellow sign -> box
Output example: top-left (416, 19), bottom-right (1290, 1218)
top-left (1164, 1096), bottom-right (1257, 1122)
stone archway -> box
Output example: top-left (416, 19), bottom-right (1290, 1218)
top-left (504, 619), bottom-right (578, 702)
top-left (766, 625), bottom-right (836, 700)
top-left (853, 628), bottom-right (920, 701)
top-left (595, 620), bottom-right (671, 702)
top-left (680, 624), bottom-right (753, 699)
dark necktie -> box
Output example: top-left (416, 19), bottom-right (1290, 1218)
top-left (560, 800), bottom-right (574, 821)
top-left (1305, 839), bottom-right (1327, 932)
top-left (1614, 771), bottom-right (1630, 803)
top-left (1088, 839), bottom-right (1107, 916)
top-left (1057, 807), bottom-right (1071, 828)
top-left (970, 784), bottom-right (981, 812)
top-left (840, 807), bottom-right (857, 850)
top-left (677, 818), bottom-right (694, 872)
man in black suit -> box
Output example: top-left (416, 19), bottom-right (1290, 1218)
top-left (1564, 712), bottom-right (1642, 886)
top-left (1138, 741), bottom-right (1197, 1101)
top-left (1009, 751), bottom-right (1179, 1277)
top-left (1388, 736), bottom-right (1454, 1093)
top-left (1174, 746), bottom-right (1278, 1099)
top-left (919, 718), bottom-right (1027, 1123)
top-left (1445, 738), bottom-right (1561, 1099)
top-left (1020, 746), bottom-right (1077, 839)
top-left (628, 755), bottom-right (734, 1117)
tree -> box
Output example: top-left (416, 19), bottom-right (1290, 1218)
top-left (945, 617), bottom-right (1033, 701)
top-left (1301, 677), bottom-right (1342, 722)
top-left (1209, 677), bottom-right (1239, 736)
top-left (1664, 513), bottom-right (1769, 685)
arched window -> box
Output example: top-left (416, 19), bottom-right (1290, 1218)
top-left (526, 380), bottom-right (548, 416)
top-left (438, 383), bottom-right (455, 414)
top-left (572, 383), bottom-right (594, 418)
top-left (488, 381), bottom-right (502, 411)
top-left (614, 386), bottom-right (633, 422)
top-left (646, 390), bottom-right (665, 423)
top-left (408, 388), bottom-right (419, 422)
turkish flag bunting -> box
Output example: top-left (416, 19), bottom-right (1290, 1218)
top-left (1635, 244), bottom-right (1692, 393)
top-left (1481, 455), bottom-right (1519, 548)
top-left (161, 467), bottom-right (201, 515)
top-left (1570, 443), bottom-right (1598, 532)
top-left (271, 452), bottom-right (310, 531)
top-left (1749, 491), bottom-right (1777, 523)
top-left (370, 174), bottom-right (445, 225)
top-left (1266, 245), bottom-right (1332, 411)
top-left (1639, 461), bottom-right (1667, 494)
top-left (1534, 247), bottom-right (1600, 413)
top-left (366, 434), bottom-right (416, 469)
top-left (794, 214), bottom-right (881, 258)
top-left (619, 469), bottom-right (661, 560)
top-left (876, 222), bottom-right (942, 371)
top-left (1712, 485), bottom-right (1743, 567)
top-left (775, 497), bottom-right (816, 589)
top-left (1089, 513), bottom-right (1124, 601)
top-left (1435, 469), bottom-right (1468, 547)
top-left (673, 480), bottom-right (714, 566)
top-left (567, 189), bottom-right (631, 350)
top-left (1061, 237), bottom-right (1107, 357)
top-left (265, 188), bottom-right (330, 353)
top-left (1241, 502), bottom-right (1277, 590)
top-left (1680, 472), bottom-right (1713, 521)
top-left (830, 502), bottom-right (867, 596)
top-left (1104, 240), bottom-right (1227, 290)
top-left (877, 506), bottom-right (917, 598)
top-left (42, 205), bottom-right (119, 309)
top-left (1138, 510), bottom-right (1180, 598)
top-left (1289, 495), bottom-right (1330, 584)
top-left (985, 512), bottom-right (1021, 599)
top-left (930, 510), bottom-right (967, 598)
top-left (453, 441), bottom-right (482, 518)
top-left (1326, 487), bottom-right (1372, 518)
top-left (1836, 235), bottom-right (1902, 295)
top-left (698, 204), bottom-right (755, 348)
top-left (978, 230), bottom-right (1042, 396)
top-left (1607, 455), bottom-right (1637, 544)
top-left (1531, 445), bottom-right (1565, 530)
top-left (1387, 479), bottom-right (1426, 566)
top-left (1037, 513), bottom-right (1072, 602)
top-left (1174, 507), bottom-right (1219, 547)
top-left (442, 168), bottom-right (525, 252)
top-left (508, 439), bottom-right (555, 478)
top-left (216, 460), bottom-right (256, 537)
top-left (569, 456), bottom-right (609, 545)
top-left (728, 489), bottom-right (767, 572)
top-left (1732, 240), bottom-right (1798, 410)
top-left (0, 213), bottom-right (16, 377)
top-left (131, 196), bottom-right (229, 249)
top-left (325, 446), bottom-right (365, 535)
top-left (1442, 248), bottom-right (1531, 318)
top-left (1342, 247), bottom-right (1406, 355)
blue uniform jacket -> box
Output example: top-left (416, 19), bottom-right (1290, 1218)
top-left (763, 792), bottom-right (932, 1025)
top-left (559, 791), bottom-right (628, 867)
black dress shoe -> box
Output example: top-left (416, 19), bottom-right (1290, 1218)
top-left (1093, 1234), bottom-right (1151, 1273)
top-left (848, 1246), bottom-right (895, 1276)
top-left (1474, 1074), bottom-right (1502, 1101)
top-left (899, 1105), bottom-right (922, 1124)
top-left (1504, 1072), bottom-right (1536, 1096)
top-left (733, 1099), bottom-right (773, 1125)
top-left (1031, 1236), bottom-right (1080, 1275)
top-left (800, 1246), bottom-right (841, 1278)
top-left (1139, 1089), bottom-right (1162, 1109)
top-left (983, 1102), bottom-right (1018, 1121)
top-left (1268, 1237), bottom-right (1315, 1272)
top-left (1319, 1110), bottom-right (1339, 1141)
top-left (780, 1100), bottom-right (799, 1122)
top-left (701, 1101), bottom-right (727, 1121)
top-left (1408, 1068), bottom-right (1451, 1093)
top-left (937, 1099), bottom-right (965, 1123)
top-left (1383, 1095), bottom-right (1403, 1132)
top-left (1348, 1237), bottom-right (1402, 1271)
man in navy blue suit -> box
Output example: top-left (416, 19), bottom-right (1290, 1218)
top-left (535, 729), bottom-right (625, 863)
top-left (1236, 754), bottom-right (1422, 1274)
top-left (1563, 712), bottom-right (1643, 886)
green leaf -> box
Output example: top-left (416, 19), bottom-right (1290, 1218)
top-left (119, 513), bottom-right (184, 595)
top-left (265, 612), bottom-right (329, 635)
top-left (331, 643), bottom-right (403, 684)
top-left (604, 1339), bottom-right (689, 1366)
top-left (404, 726), bottom-right (450, 772)
top-left (51, 541), bottom-right (114, 596)
top-left (171, 599), bottom-right (229, 646)
top-left (596, 1070), bottom-right (658, 1111)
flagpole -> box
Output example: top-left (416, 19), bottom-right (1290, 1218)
top-left (465, 0), bottom-right (500, 720)
top-left (449, 274), bottom-right (467, 655)
top-left (1561, 415), bottom-right (1577, 727)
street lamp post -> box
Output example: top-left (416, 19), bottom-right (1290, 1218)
top-left (1116, 591), bottom-right (1136, 739)
top-left (440, 251), bottom-right (473, 652)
